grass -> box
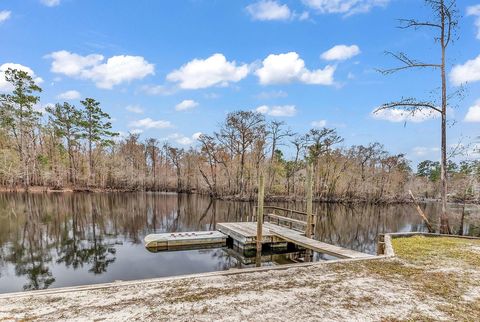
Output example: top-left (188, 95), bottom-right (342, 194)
top-left (372, 236), bottom-right (480, 321)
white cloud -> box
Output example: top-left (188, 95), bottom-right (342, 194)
top-left (0, 63), bottom-right (43, 92)
top-left (246, 1), bottom-right (291, 21)
top-left (168, 133), bottom-right (201, 146)
top-left (256, 52), bottom-right (335, 85)
top-left (255, 104), bottom-right (296, 117)
top-left (139, 84), bottom-right (176, 96)
top-left (125, 105), bottom-right (144, 114)
top-left (465, 101), bottom-right (480, 122)
top-left (450, 54), bottom-right (480, 86)
top-left (192, 132), bottom-right (203, 140)
top-left (130, 129), bottom-right (144, 135)
top-left (166, 53), bottom-right (249, 89)
top-left (302, 0), bottom-right (389, 16)
top-left (129, 118), bottom-right (172, 129)
top-left (372, 108), bottom-right (436, 123)
top-left (255, 90), bottom-right (288, 99)
top-left (0, 10), bottom-right (11, 23)
top-left (467, 5), bottom-right (480, 39)
top-left (311, 120), bottom-right (327, 127)
top-left (41, 0), bottom-right (61, 6)
top-left (321, 45), bottom-right (360, 61)
top-left (412, 146), bottom-right (440, 157)
top-left (56, 90), bottom-right (80, 100)
top-left (34, 102), bottom-right (54, 115)
top-left (297, 11), bottom-right (310, 21)
top-left (175, 99), bottom-right (199, 111)
top-left (47, 51), bottom-right (103, 76)
top-left (46, 50), bottom-right (154, 89)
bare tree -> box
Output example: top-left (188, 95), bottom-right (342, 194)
top-left (375, 0), bottom-right (458, 233)
top-left (267, 121), bottom-right (294, 191)
top-left (215, 111), bottom-right (265, 195)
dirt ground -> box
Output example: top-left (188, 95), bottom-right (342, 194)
top-left (0, 236), bottom-right (479, 322)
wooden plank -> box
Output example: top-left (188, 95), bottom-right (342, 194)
top-left (264, 223), bottom-right (372, 259)
top-left (265, 213), bottom-right (307, 226)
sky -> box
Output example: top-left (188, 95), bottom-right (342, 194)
top-left (0, 0), bottom-right (479, 166)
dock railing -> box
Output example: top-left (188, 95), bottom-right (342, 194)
top-left (253, 206), bottom-right (316, 234)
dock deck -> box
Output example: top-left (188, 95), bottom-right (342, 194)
top-left (218, 221), bottom-right (372, 259)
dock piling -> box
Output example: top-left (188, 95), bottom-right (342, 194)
top-left (256, 175), bottom-right (265, 258)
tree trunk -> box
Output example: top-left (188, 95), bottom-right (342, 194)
top-left (439, 0), bottom-right (450, 234)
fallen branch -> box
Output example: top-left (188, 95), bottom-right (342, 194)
top-left (408, 190), bottom-right (434, 233)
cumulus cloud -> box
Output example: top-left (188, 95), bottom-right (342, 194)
top-left (311, 120), bottom-right (327, 127)
top-left (246, 0), bottom-right (291, 21)
top-left (168, 133), bottom-right (202, 146)
top-left (412, 146), bottom-right (440, 157)
top-left (302, 0), bottom-right (389, 16)
top-left (321, 45), bottom-right (360, 61)
top-left (255, 104), bottom-right (296, 117)
top-left (256, 52), bottom-right (335, 85)
top-left (129, 118), bottom-right (172, 129)
top-left (467, 5), bottom-right (480, 39)
top-left (125, 105), bottom-right (144, 114)
top-left (0, 10), bottom-right (11, 23)
top-left (40, 0), bottom-right (60, 6)
top-left (175, 99), bottom-right (199, 111)
top-left (46, 50), bottom-right (154, 89)
top-left (372, 108), bottom-right (437, 123)
top-left (56, 90), bottom-right (80, 100)
top-left (450, 54), bottom-right (480, 86)
top-left (0, 63), bottom-right (43, 92)
top-left (167, 53), bottom-right (249, 89)
top-left (465, 101), bottom-right (480, 122)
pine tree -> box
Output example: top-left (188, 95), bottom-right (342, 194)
top-left (0, 68), bottom-right (42, 188)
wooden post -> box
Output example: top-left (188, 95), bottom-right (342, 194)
top-left (305, 163), bottom-right (313, 239)
top-left (256, 175), bottom-right (264, 257)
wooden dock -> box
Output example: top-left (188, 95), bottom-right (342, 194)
top-left (144, 231), bottom-right (227, 250)
top-left (218, 222), bottom-right (372, 259)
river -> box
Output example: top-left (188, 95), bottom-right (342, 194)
top-left (0, 192), bottom-right (478, 293)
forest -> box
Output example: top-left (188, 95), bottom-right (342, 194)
top-left (0, 68), bottom-right (479, 203)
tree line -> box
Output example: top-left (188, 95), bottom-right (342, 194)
top-left (0, 67), bottom-right (478, 203)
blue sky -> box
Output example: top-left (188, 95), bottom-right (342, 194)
top-left (0, 0), bottom-right (479, 165)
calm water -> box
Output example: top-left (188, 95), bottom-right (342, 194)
top-left (0, 192), bottom-right (479, 293)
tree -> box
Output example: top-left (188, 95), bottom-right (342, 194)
top-left (79, 98), bottom-right (118, 185)
top-left (46, 102), bottom-right (82, 185)
top-left (145, 138), bottom-right (159, 189)
top-left (215, 111), bottom-right (265, 195)
top-left (0, 68), bottom-right (42, 188)
top-left (267, 121), bottom-right (293, 191)
top-left (375, 0), bottom-right (458, 233)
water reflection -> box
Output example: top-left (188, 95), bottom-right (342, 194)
top-left (0, 192), bottom-right (478, 293)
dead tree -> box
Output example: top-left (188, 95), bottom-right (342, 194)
top-left (375, 0), bottom-right (458, 234)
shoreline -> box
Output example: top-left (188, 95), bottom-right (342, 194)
top-left (0, 185), bottom-right (478, 205)
top-left (1, 233), bottom-right (479, 321)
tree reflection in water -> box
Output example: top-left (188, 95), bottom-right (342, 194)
top-left (0, 192), bottom-right (478, 292)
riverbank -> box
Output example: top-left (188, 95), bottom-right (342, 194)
top-left (0, 235), bottom-right (479, 321)
top-left (1, 185), bottom-right (478, 205)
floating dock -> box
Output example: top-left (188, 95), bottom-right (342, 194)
top-left (144, 231), bottom-right (227, 250)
